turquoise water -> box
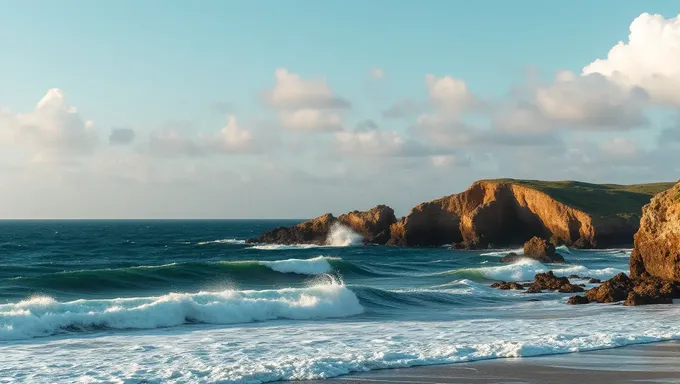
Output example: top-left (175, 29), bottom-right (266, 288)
top-left (2, 220), bottom-right (679, 383)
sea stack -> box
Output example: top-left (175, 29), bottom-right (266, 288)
top-left (247, 205), bottom-right (397, 245)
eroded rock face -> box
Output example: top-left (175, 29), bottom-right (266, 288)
top-left (247, 213), bottom-right (338, 245)
top-left (387, 181), bottom-right (630, 248)
top-left (247, 205), bottom-right (396, 245)
top-left (338, 205), bottom-right (397, 244)
top-left (629, 181), bottom-right (680, 281)
top-left (585, 273), bottom-right (634, 303)
top-left (523, 237), bottom-right (565, 263)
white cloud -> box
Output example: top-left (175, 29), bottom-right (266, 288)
top-left (267, 68), bottom-right (350, 110)
top-left (425, 74), bottom-right (480, 112)
top-left (370, 68), bottom-right (385, 79)
top-left (211, 115), bottom-right (253, 150)
top-left (148, 115), bottom-right (257, 157)
top-left (0, 89), bottom-right (98, 155)
top-left (583, 13), bottom-right (680, 106)
top-left (497, 72), bottom-right (648, 132)
top-left (279, 109), bottom-right (343, 131)
top-left (265, 68), bottom-right (350, 132)
top-left (334, 129), bottom-right (407, 156)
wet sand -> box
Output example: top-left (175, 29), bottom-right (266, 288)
top-left (293, 341), bottom-right (680, 384)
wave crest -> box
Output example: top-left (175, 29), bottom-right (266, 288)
top-left (0, 280), bottom-right (363, 340)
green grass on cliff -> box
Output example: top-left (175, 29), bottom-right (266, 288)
top-left (487, 179), bottom-right (676, 219)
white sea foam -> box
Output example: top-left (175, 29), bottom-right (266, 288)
top-left (6, 304), bottom-right (680, 383)
top-left (0, 281), bottom-right (363, 341)
top-left (326, 223), bottom-right (363, 246)
top-left (249, 223), bottom-right (362, 250)
top-left (480, 247), bottom-right (524, 257)
top-left (481, 245), bottom-right (572, 257)
top-left (259, 256), bottom-right (337, 275)
top-left (196, 239), bottom-right (246, 245)
top-left (472, 258), bottom-right (626, 281)
top-left (250, 244), bottom-right (323, 251)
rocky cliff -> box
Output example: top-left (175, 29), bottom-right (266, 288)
top-left (387, 179), bottom-right (671, 248)
top-left (249, 179), bottom-right (671, 248)
top-left (247, 205), bottom-right (397, 245)
top-left (630, 180), bottom-right (680, 281)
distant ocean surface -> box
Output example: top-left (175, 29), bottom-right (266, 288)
top-left (2, 220), bottom-right (680, 383)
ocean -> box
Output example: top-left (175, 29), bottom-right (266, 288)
top-left (1, 220), bottom-right (679, 383)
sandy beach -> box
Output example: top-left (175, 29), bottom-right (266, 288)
top-left (293, 341), bottom-right (680, 384)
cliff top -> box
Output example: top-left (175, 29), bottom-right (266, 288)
top-left (482, 179), bottom-right (676, 219)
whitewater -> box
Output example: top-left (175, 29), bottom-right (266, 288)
top-left (0, 220), bottom-right (676, 383)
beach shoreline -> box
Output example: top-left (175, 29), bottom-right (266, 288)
top-left (292, 340), bottom-right (680, 384)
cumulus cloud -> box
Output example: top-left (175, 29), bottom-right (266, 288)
top-left (333, 121), bottom-right (438, 157)
top-left (583, 13), bottom-right (680, 106)
top-left (109, 127), bottom-right (136, 145)
top-left (425, 74), bottom-right (480, 113)
top-left (148, 115), bottom-right (256, 157)
top-left (265, 68), bottom-right (350, 131)
top-left (266, 68), bottom-right (350, 110)
top-left (0, 89), bottom-right (98, 155)
top-left (496, 72), bottom-right (648, 132)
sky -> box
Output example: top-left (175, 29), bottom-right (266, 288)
top-left (0, 1), bottom-right (679, 219)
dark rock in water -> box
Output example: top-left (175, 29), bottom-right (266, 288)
top-left (568, 274), bottom-right (581, 279)
top-left (583, 272), bottom-right (678, 306)
top-left (578, 284), bottom-right (586, 287)
top-left (585, 273), bottom-right (634, 303)
top-left (523, 237), bottom-right (565, 263)
top-left (247, 213), bottom-right (337, 245)
top-left (588, 278), bottom-right (602, 284)
top-left (490, 281), bottom-right (524, 290)
top-left (572, 237), bottom-right (594, 249)
top-left (558, 284), bottom-right (585, 293)
top-left (527, 299), bottom-right (541, 302)
top-left (568, 295), bottom-right (590, 305)
top-left (248, 205), bottom-right (397, 245)
top-left (499, 252), bottom-right (523, 263)
top-left (451, 242), bottom-right (466, 250)
top-left (526, 285), bottom-right (542, 294)
top-left (526, 271), bottom-right (583, 293)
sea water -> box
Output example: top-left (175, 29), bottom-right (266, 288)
top-left (0, 220), bottom-right (677, 383)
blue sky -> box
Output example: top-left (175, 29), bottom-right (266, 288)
top-left (0, 2), bottom-right (679, 218)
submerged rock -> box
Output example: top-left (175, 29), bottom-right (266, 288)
top-left (567, 295), bottom-right (590, 305)
top-left (490, 282), bottom-right (524, 290)
top-left (490, 271), bottom-right (582, 294)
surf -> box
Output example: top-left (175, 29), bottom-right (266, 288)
top-left (0, 277), bottom-right (363, 340)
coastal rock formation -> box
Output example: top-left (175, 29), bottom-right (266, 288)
top-left (491, 271), bottom-right (582, 294)
top-left (584, 273), bottom-right (633, 303)
top-left (248, 213), bottom-right (337, 245)
top-left (523, 237), bottom-right (564, 263)
top-left (247, 205), bottom-right (397, 245)
top-left (526, 271), bottom-right (583, 293)
top-left (500, 237), bottom-right (565, 263)
top-left (568, 295), bottom-right (590, 305)
top-left (490, 282), bottom-right (524, 290)
top-left (578, 272), bottom-right (679, 306)
top-left (338, 205), bottom-right (397, 244)
top-left (629, 181), bottom-right (680, 281)
top-left (387, 180), bottom-right (668, 248)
